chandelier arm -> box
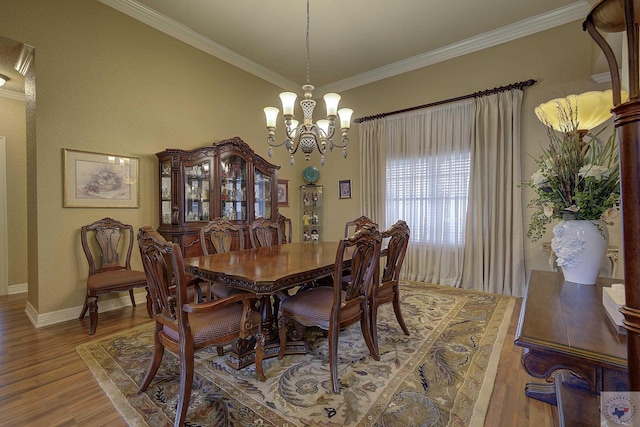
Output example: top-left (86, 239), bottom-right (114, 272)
top-left (267, 136), bottom-right (290, 148)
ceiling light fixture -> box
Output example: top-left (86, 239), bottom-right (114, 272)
top-left (534, 90), bottom-right (628, 139)
top-left (0, 74), bottom-right (8, 87)
top-left (263, 0), bottom-right (353, 166)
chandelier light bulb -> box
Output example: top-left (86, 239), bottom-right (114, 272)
top-left (264, 107), bottom-right (279, 128)
top-left (323, 93), bottom-right (341, 116)
top-left (338, 108), bottom-right (353, 129)
top-left (279, 92), bottom-right (297, 116)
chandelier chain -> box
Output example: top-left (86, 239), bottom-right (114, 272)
top-left (305, 0), bottom-right (311, 85)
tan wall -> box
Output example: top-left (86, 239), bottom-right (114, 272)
top-left (0, 0), bottom-right (294, 314)
top-left (340, 21), bottom-right (622, 280)
top-left (0, 0), bottom-right (621, 317)
top-left (0, 96), bottom-right (28, 285)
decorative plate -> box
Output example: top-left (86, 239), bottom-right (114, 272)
top-left (302, 166), bottom-right (320, 184)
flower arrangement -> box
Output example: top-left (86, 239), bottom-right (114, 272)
top-left (522, 100), bottom-right (620, 241)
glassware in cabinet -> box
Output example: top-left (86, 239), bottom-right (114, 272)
top-left (160, 160), bottom-right (172, 224)
top-left (254, 169), bottom-right (273, 219)
top-left (184, 159), bottom-right (211, 222)
top-left (301, 184), bottom-right (322, 241)
top-left (220, 155), bottom-right (247, 221)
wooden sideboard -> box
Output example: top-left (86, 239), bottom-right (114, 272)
top-left (515, 270), bottom-right (628, 426)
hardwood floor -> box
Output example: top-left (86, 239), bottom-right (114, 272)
top-left (0, 293), bottom-right (557, 426)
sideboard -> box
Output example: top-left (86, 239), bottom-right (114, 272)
top-left (515, 270), bottom-right (628, 426)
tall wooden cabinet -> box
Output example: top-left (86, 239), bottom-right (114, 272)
top-left (157, 136), bottom-right (280, 257)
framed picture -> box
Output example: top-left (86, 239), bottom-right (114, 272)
top-left (339, 179), bottom-right (352, 199)
top-left (277, 179), bottom-right (289, 206)
top-left (63, 149), bottom-right (140, 208)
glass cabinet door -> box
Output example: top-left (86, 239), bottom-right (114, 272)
top-left (161, 160), bottom-right (172, 224)
top-left (184, 160), bottom-right (211, 222)
top-left (220, 155), bottom-right (247, 220)
top-left (254, 169), bottom-right (273, 219)
top-left (301, 185), bottom-right (322, 241)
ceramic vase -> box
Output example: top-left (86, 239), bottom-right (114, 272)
top-left (551, 220), bottom-right (608, 285)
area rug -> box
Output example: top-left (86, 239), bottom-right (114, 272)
top-left (77, 281), bottom-right (515, 427)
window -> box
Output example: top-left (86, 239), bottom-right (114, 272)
top-left (386, 151), bottom-right (470, 246)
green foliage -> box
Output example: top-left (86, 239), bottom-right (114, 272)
top-left (522, 118), bottom-right (620, 241)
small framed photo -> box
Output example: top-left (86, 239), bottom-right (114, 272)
top-left (63, 149), bottom-right (140, 208)
top-left (339, 179), bottom-right (352, 199)
top-left (277, 179), bottom-right (289, 206)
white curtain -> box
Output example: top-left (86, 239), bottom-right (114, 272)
top-left (461, 90), bottom-right (526, 296)
top-left (359, 118), bottom-right (386, 226)
top-left (358, 89), bottom-right (526, 296)
top-left (385, 101), bottom-right (473, 286)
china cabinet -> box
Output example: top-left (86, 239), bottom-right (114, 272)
top-left (157, 137), bottom-right (280, 257)
top-left (300, 184), bottom-right (323, 242)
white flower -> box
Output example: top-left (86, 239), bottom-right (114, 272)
top-left (542, 202), bottom-right (554, 217)
top-left (531, 169), bottom-right (548, 187)
top-left (578, 164), bottom-right (610, 180)
top-left (565, 205), bottom-right (580, 213)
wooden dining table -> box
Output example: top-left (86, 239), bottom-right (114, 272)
top-left (184, 241), bottom-right (350, 370)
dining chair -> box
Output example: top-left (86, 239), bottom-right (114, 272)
top-left (249, 218), bottom-right (283, 248)
top-left (278, 223), bottom-right (382, 393)
top-left (342, 215), bottom-right (378, 284)
top-left (344, 215), bottom-right (377, 238)
top-left (200, 218), bottom-right (245, 299)
top-left (79, 217), bottom-right (151, 335)
top-left (370, 220), bottom-right (411, 356)
top-left (137, 226), bottom-right (264, 427)
top-left (277, 213), bottom-right (293, 244)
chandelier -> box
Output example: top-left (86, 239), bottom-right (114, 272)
top-left (263, 0), bottom-right (353, 166)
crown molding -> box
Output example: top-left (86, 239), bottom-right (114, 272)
top-left (0, 87), bottom-right (26, 101)
top-left (318, 1), bottom-right (592, 94)
top-left (100, 0), bottom-right (591, 93)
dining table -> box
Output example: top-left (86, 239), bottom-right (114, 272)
top-left (183, 241), bottom-right (350, 371)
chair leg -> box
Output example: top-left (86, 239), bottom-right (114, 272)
top-left (145, 288), bottom-right (154, 318)
top-left (79, 292), bottom-right (90, 320)
top-left (175, 343), bottom-right (195, 427)
top-left (128, 289), bottom-right (136, 307)
top-left (87, 296), bottom-right (99, 335)
top-left (393, 293), bottom-right (410, 336)
top-left (137, 327), bottom-right (165, 394)
top-left (328, 325), bottom-right (340, 394)
top-left (369, 302), bottom-right (380, 360)
top-left (277, 316), bottom-right (288, 359)
top-left (254, 330), bottom-right (266, 382)
top-left (361, 308), bottom-right (380, 361)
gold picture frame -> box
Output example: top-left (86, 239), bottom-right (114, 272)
top-left (63, 149), bottom-right (140, 208)
top-left (277, 179), bottom-right (289, 206)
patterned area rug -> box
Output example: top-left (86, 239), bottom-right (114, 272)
top-left (77, 281), bottom-right (514, 427)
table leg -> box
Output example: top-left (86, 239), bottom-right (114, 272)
top-left (525, 381), bottom-right (558, 405)
top-left (225, 295), bottom-right (308, 370)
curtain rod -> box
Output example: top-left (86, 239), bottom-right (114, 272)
top-left (353, 79), bottom-right (537, 124)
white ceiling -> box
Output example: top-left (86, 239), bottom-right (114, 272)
top-left (100, 0), bottom-right (595, 94)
